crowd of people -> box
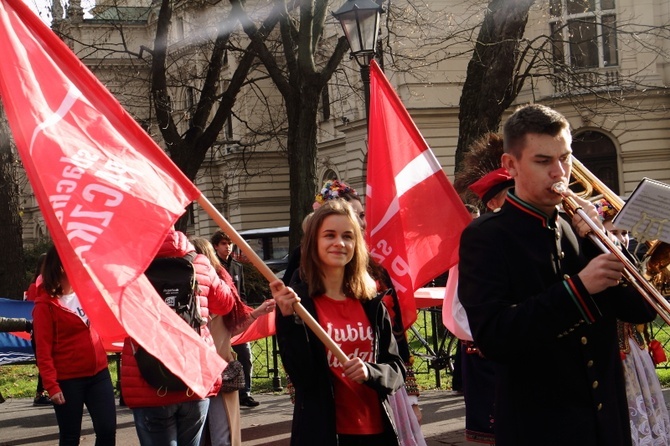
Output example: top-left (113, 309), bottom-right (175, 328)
top-left (4, 103), bottom-right (669, 446)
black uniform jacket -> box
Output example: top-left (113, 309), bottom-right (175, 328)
top-left (458, 192), bottom-right (656, 446)
top-left (219, 255), bottom-right (246, 301)
top-left (276, 282), bottom-right (405, 446)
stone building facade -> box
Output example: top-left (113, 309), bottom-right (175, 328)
top-left (20, 0), bottom-right (670, 246)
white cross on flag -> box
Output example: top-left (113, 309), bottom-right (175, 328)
top-left (366, 60), bottom-right (470, 329)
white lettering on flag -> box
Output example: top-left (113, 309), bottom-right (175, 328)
top-left (369, 149), bottom-right (442, 237)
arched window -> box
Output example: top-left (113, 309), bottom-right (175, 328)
top-left (321, 169), bottom-right (338, 185)
top-left (571, 130), bottom-right (620, 194)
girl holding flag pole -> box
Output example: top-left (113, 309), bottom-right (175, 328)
top-left (271, 199), bottom-right (405, 446)
top-left (318, 180), bottom-right (424, 441)
top-left (284, 179), bottom-right (425, 445)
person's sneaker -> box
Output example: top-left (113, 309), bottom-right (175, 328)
top-left (240, 396), bottom-right (260, 407)
top-left (33, 394), bottom-right (52, 406)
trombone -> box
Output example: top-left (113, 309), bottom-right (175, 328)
top-left (552, 158), bottom-right (670, 325)
top-left (568, 157), bottom-right (670, 284)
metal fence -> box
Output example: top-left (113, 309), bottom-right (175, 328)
top-left (249, 335), bottom-right (284, 391)
top-left (406, 307), bottom-right (458, 388)
top-left (649, 316), bottom-right (670, 369)
top-left (249, 307), bottom-right (459, 390)
top-left (249, 309), bottom-right (670, 390)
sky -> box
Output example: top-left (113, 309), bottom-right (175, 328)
top-left (25, 0), bottom-right (96, 23)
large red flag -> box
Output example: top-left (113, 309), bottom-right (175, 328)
top-left (0, 0), bottom-right (225, 397)
top-left (366, 60), bottom-right (471, 329)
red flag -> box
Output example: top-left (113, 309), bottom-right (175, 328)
top-left (0, 0), bottom-right (225, 397)
top-left (231, 313), bottom-right (276, 345)
top-left (366, 60), bottom-right (471, 329)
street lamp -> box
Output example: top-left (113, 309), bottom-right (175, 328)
top-left (333, 0), bottom-right (382, 123)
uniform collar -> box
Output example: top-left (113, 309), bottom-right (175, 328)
top-left (504, 190), bottom-right (560, 229)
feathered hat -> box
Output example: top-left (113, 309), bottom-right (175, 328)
top-left (454, 132), bottom-right (513, 208)
top-left (469, 167), bottom-right (514, 205)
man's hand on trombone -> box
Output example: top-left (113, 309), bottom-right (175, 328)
top-left (578, 253), bottom-right (625, 294)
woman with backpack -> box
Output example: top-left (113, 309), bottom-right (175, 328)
top-left (120, 229), bottom-right (237, 446)
top-left (32, 246), bottom-right (116, 446)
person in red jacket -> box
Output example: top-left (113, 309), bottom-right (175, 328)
top-left (121, 229), bottom-right (236, 446)
top-left (32, 246), bottom-right (116, 446)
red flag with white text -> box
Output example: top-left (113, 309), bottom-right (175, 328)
top-left (366, 60), bottom-right (471, 329)
top-left (0, 0), bottom-right (225, 397)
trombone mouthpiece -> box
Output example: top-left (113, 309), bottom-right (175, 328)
top-left (552, 182), bottom-right (568, 195)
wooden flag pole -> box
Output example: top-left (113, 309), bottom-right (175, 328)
top-left (197, 194), bottom-right (348, 364)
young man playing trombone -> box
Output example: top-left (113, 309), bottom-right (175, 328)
top-left (458, 103), bottom-right (656, 446)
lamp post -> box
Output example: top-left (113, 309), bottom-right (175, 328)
top-left (333, 0), bottom-right (382, 125)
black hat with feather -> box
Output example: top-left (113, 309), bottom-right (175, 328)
top-left (454, 132), bottom-right (513, 209)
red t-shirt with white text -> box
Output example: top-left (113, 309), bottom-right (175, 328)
top-left (313, 294), bottom-right (384, 435)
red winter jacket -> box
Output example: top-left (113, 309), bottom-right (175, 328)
top-left (121, 229), bottom-right (235, 408)
top-left (32, 288), bottom-right (109, 397)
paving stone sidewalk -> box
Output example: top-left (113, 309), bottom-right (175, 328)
top-left (0, 389), bottom-right (475, 445)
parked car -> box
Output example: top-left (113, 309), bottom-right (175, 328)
top-left (234, 226), bottom-right (290, 304)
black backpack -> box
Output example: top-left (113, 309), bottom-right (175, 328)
top-left (134, 253), bottom-right (202, 392)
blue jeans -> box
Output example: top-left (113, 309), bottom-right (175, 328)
top-left (52, 368), bottom-right (116, 446)
top-left (205, 394), bottom-right (231, 446)
top-left (132, 399), bottom-right (209, 446)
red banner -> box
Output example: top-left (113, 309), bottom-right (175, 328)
top-left (366, 60), bottom-right (470, 329)
top-left (0, 0), bottom-right (224, 397)
top-left (231, 313), bottom-right (276, 345)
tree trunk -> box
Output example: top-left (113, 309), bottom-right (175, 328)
top-left (455, 0), bottom-right (535, 172)
top-left (286, 85), bottom-right (320, 251)
top-left (0, 104), bottom-right (25, 299)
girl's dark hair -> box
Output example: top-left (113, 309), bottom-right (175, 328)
top-left (31, 253), bottom-right (47, 284)
top-left (41, 246), bottom-right (65, 298)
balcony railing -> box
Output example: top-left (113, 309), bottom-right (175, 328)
top-left (552, 67), bottom-right (621, 95)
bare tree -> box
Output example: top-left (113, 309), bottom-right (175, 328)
top-left (51, 0), bottom-right (285, 231)
top-left (50, 0), bottom-right (337, 244)
top-left (455, 0), bottom-right (536, 168)
top-left (235, 0), bottom-right (350, 249)
top-left (382, 0), bottom-right (670, 173)
top-left (147, 0), bottom-right (283, 229)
